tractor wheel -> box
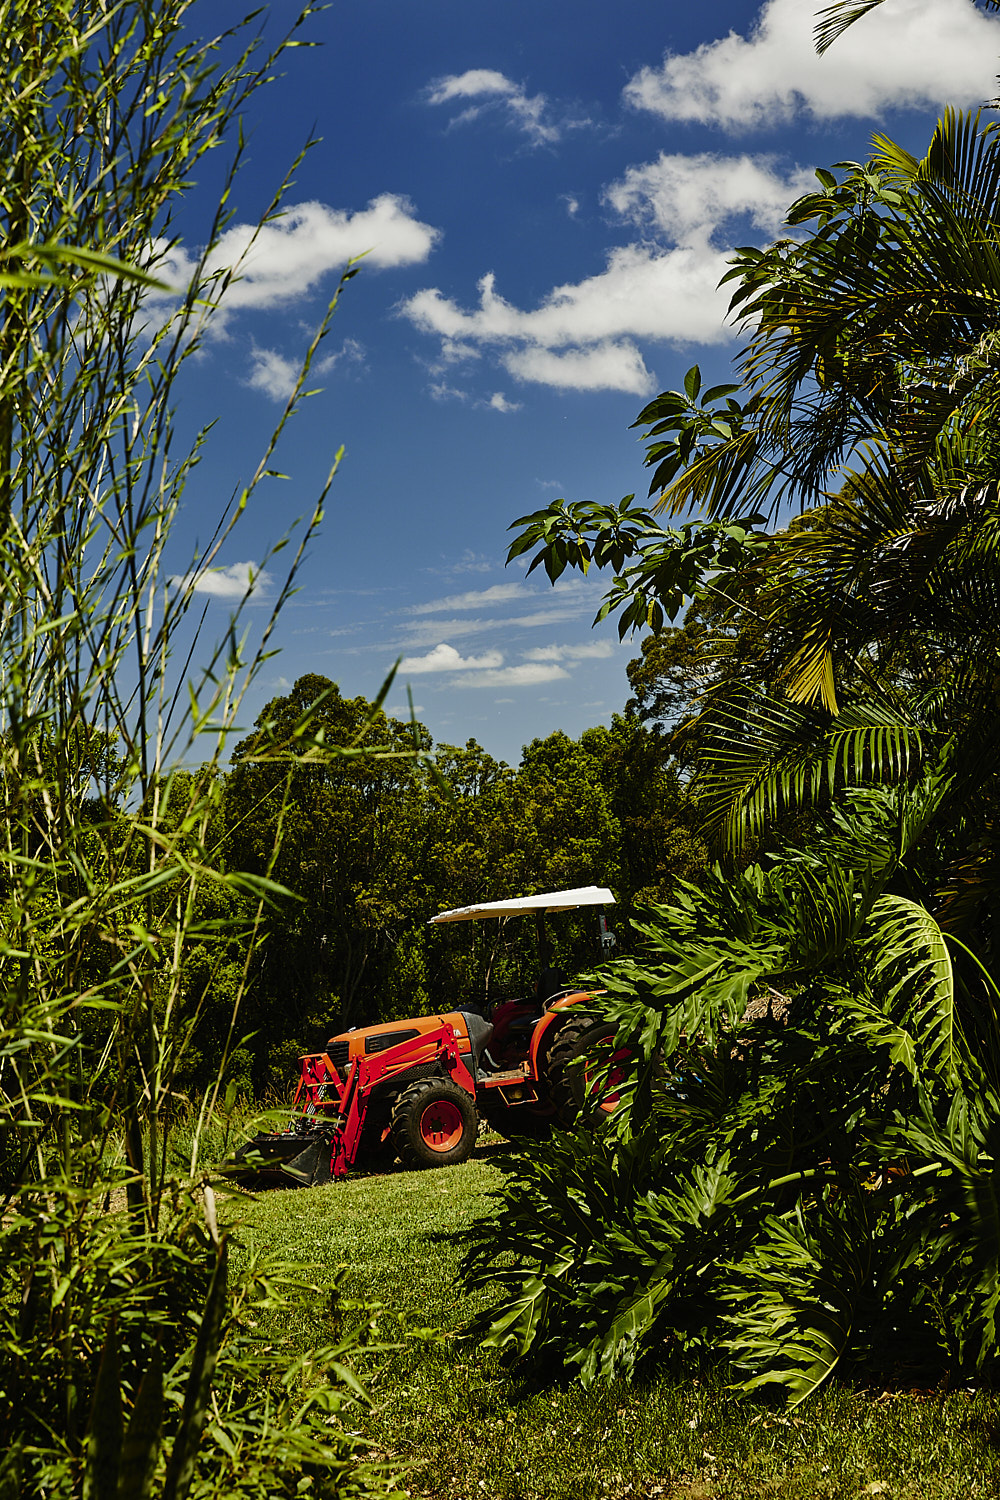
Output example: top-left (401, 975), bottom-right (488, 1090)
top-left (390, 1078), bottom-right (479, 1169)
top-left (543, 1018), bottom-right (630, 1127)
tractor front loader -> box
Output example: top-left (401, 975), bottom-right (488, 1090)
top-left (234, 886), bottom-right (628, 1188)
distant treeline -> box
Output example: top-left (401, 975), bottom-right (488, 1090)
top-left (159, 670), bottom-right (706, 1094)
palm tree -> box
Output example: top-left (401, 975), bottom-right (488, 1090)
top-left (512, 113), bottom-right (1000, 938)
top-left (484, 110), bottom-right (1000, 1398)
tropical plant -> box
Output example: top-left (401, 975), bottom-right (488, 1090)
top-left (814, 0), bottom-right (1000, 56)
top-left (467, 768), bottom-right (1000, 1400)
top-left (509, 112), bottom-right (1000, 919)
top-left (483, 93), bottom-right (1000, 1401)
top-left (0, 4), bottom-right (405, 1496)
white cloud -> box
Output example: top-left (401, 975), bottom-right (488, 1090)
top-left (522, 642), bottom-right (615, 662)
top-left (488, 391), bottom-right (522, 413)
top-left (246, 347), bottom-right (300, 400)
top-left (426, 68), bottom-right (585, 145)
top-left (160, 195), bottom-right (440, 313)
top-left (245, 337), bottom-right (366, 400)
top-left (398, 643), bottom-right (504, 673)
top-left (396, 579), bottom-right (593, 646)
top-left (398, 144), bottom-right (803, 393)
top-left (429, 380), bottom-right (469, 402)
top-left (398, 602), bottom-right (591, 648)
top-left (396, 643), bottom-right (570, 685)
top-left (170, 561), bottom-right (270, 599)
top-left (461, 663), bottom-right (570, 687)
top-left (625, 0), bottom-right (1000, 130)
top-left (331, 338), bottom-right (367, 369)
top-left (505, 605), bottom-right (594, 629)
top-left (606, 153), bottom-right (816, 244)
top-left (408, 582), bottom-right (535, 615)
top-left (503, 338), bottom-right (656, 395)
top-left (399, 8), bottom-right (1000, 397)
top-left (439, 339), bottom-right (481, 364)
top-left (433, 549), bottom-right (495, 575)
top-left (400, 152), bottom-right (816, 392)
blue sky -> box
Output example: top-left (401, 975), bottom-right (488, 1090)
top-left (168, 0), bottom-right (1000, 764)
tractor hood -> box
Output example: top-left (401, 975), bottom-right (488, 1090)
top-left (429, 886), bottom-right (615, 923)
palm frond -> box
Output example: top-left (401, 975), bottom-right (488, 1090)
top-left (865, 896), bottom-right (962, 1089)
top-left (695, 691), bottom-right (929, 851)
top-left (814, 0), bottom-right (887, 54)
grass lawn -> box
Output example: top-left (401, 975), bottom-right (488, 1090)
top-left (229, 1139), bottom-right (1000, 1500)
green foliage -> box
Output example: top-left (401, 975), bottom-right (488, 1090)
top-left (208, 684), bottom-right (704, 1078)
top-left (503, 114), bottom-right (1000, 907)
top-left (467, 778), bottom-right (1000, 1399)
top-left (491, 105), bottom-right (1000, 1409)
top-left (508, 492), bottom-right (768, 639)
top-left (0, 4), bottom-right (403, 1496)
top-left (230, 1133), bottom-right (1000, 1499)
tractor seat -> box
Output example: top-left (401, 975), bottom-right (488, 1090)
top-left (505, 1013), bottom-right (543, 1034)
top-left (459, 1010), bottom-right (494, 1072)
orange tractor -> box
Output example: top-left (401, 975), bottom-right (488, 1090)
top-left (234, 886), bottom-right (625, 1187)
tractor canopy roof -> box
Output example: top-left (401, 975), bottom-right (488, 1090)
top-left (429, 886), bottom-right (615, 924)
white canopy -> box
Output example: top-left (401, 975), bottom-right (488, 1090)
top-left (429, 885), bottom-right (615, 924)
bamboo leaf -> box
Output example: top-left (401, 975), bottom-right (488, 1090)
top-left (0, 1447), bottom-right (21, 1500)
top-left (162, 1241), bottom-right (229, 1500)
top-left (83, 1323), bottom-right (123, 1500)
top-left (117, 1349), bottom-right (163, 1500)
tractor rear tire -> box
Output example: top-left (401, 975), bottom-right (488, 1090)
top-left (543, 1018), bottom-right (628, 1127)
top-left (390, 1078), bottom-right (479, 1169)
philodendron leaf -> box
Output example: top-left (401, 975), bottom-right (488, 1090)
top-left (162, 1239), bottom-right (229, 1500)
top-left (480, 1252), bottom-right (575, 1358)
top-left (83, 1323), bottom-right (123, 1500)
top-left (117, 1348), bottom-right (163, 1500)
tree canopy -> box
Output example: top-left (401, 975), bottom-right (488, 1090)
top-left (194, 673), bottom-right (706, 1089)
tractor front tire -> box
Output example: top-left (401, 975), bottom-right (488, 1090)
top-left (544, 1018), bottom-right (627, 1127)
top-left (390, 1078), bottom-right (479, 1169)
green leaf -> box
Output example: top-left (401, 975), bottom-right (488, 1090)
top-left (117, 1349), bottom-right (163, 1500)
top-left (162, 1240), bottom-right (229, 1500)
top-left (867, 896), bottom-right (960, 1089)
top-left (0, 1446), bottom-right (21, 1500)
top-left (480, 1253), bottom-right (575, 1358)
top-left (83, 1324), bottom-right (123, 1500)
